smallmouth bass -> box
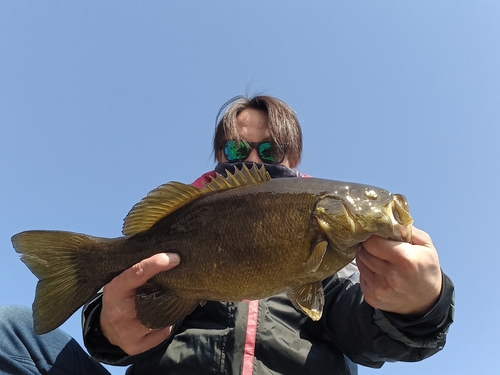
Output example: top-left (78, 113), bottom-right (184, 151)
top-left (12, 164), bottom-right (413, 334)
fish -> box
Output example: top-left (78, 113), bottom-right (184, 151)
top-left (12, 164), bottom-right (413, 335)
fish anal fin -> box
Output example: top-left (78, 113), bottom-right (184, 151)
top-left (122, 182), bottom-right (205, 236)
top-left (305, 240), bottom-right (328, 273)
top-left (202, 163), bottom-right (270, 192)
top-left (287, 282), bottom-right (324, 321)
top-left (135, 282), bottom-right (201, 329)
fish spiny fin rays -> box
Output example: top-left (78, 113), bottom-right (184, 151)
top-left (122, 182), bottom-right (205, 236)
top-left (287, 281), bottom-right (325, 321)
top-left (135, 282), bottom-right (201, 329)
top-left (305, 241), bottom-right (328, 273)
top-left (202, 163), bottom-right (270, 192)
top-left (11, 230), bottom-right (103, 334)
top-left (122, 164), bottom-right (270, 236)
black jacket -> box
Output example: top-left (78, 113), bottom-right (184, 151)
top-left (83, 262), bottom-right (454, 375)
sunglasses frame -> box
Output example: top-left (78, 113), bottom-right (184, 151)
top-left (222, 140), bottom-right (286, 165)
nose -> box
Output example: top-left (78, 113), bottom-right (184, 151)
top-left (245, 148), bottom-right (262, 164)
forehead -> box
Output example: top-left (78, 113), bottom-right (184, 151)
top-left (235, 108), bottom-right (270, 141)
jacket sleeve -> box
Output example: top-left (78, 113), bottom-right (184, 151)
top-left (82, 294), bottom-right (179, 366)
top-left (322, 262), bottom-right (455, 368)
top-left (82, 293), bottom-right (132, 365)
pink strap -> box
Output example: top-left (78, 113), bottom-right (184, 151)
top-left (241, 300), bottom-right (259, 375)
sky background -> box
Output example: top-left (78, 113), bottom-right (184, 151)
top-left (1, 2), bottom-right (498, 374)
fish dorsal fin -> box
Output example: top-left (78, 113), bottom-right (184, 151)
top-left (122, 164), bottom-right (270, 236)
top-left (122, 182), bottom-right (205, 236)
top-left (201, 163), bottom-right (270, 192)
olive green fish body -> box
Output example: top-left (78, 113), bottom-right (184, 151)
top-left (12, 164), bottom-right (413, 334)
top-left (137, 188), bottom-right (321, 299)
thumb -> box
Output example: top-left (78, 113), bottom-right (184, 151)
top-left (409, 227), bottom-right (433, 247)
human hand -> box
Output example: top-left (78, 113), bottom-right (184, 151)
top-left (356, 227), bottom-right (442, 316)
top-left (100, 253), bottom-right (180, 355)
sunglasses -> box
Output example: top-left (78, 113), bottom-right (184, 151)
top-left (222, 140), bottom-right (286, 165)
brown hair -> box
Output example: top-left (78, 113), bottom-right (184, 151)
top-left (213, 95), bottom-right (303, 167)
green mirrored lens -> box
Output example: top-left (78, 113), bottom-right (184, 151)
top-left (258, 142), bottom-right (275, 163)
top-left (224, 140), bottom-right (251, 161)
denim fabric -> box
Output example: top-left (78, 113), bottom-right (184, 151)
top-left (0, 306), bottom-right (109, 375)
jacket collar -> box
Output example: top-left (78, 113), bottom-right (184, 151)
top-left (215, 162), bottom-right (302, 179)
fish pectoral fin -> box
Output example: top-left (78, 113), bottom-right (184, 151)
top-left (287, 281), bottom-right (324, 321)
top-left (135, 282), bottom-right (201, 329)
top-left (305, 241), bottom-right (328, 273)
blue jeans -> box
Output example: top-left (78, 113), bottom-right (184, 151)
top-left (0, 306), bottom-right (110, 375)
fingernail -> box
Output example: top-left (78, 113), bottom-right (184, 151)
top-left (167, 253), bottom-right (180, 266)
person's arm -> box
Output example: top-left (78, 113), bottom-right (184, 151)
top-left (323, 229), bottom-right (454, 367)
top-left (83, 253), bottom-right (179, 364)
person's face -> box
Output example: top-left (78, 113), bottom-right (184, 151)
top-left (218, 108), bottom-right (292, 167)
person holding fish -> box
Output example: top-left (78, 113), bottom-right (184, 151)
top-left (0, 95), bottom-right (454, 374)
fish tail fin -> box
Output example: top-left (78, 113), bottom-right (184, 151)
top-left (12, 230), bottom-right (103, 334)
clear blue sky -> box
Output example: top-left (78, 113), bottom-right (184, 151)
top-left (1, 2), bottom-right (498, 374)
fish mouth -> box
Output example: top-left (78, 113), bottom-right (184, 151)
top-left (389, 194), bottom-right (413, 242)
